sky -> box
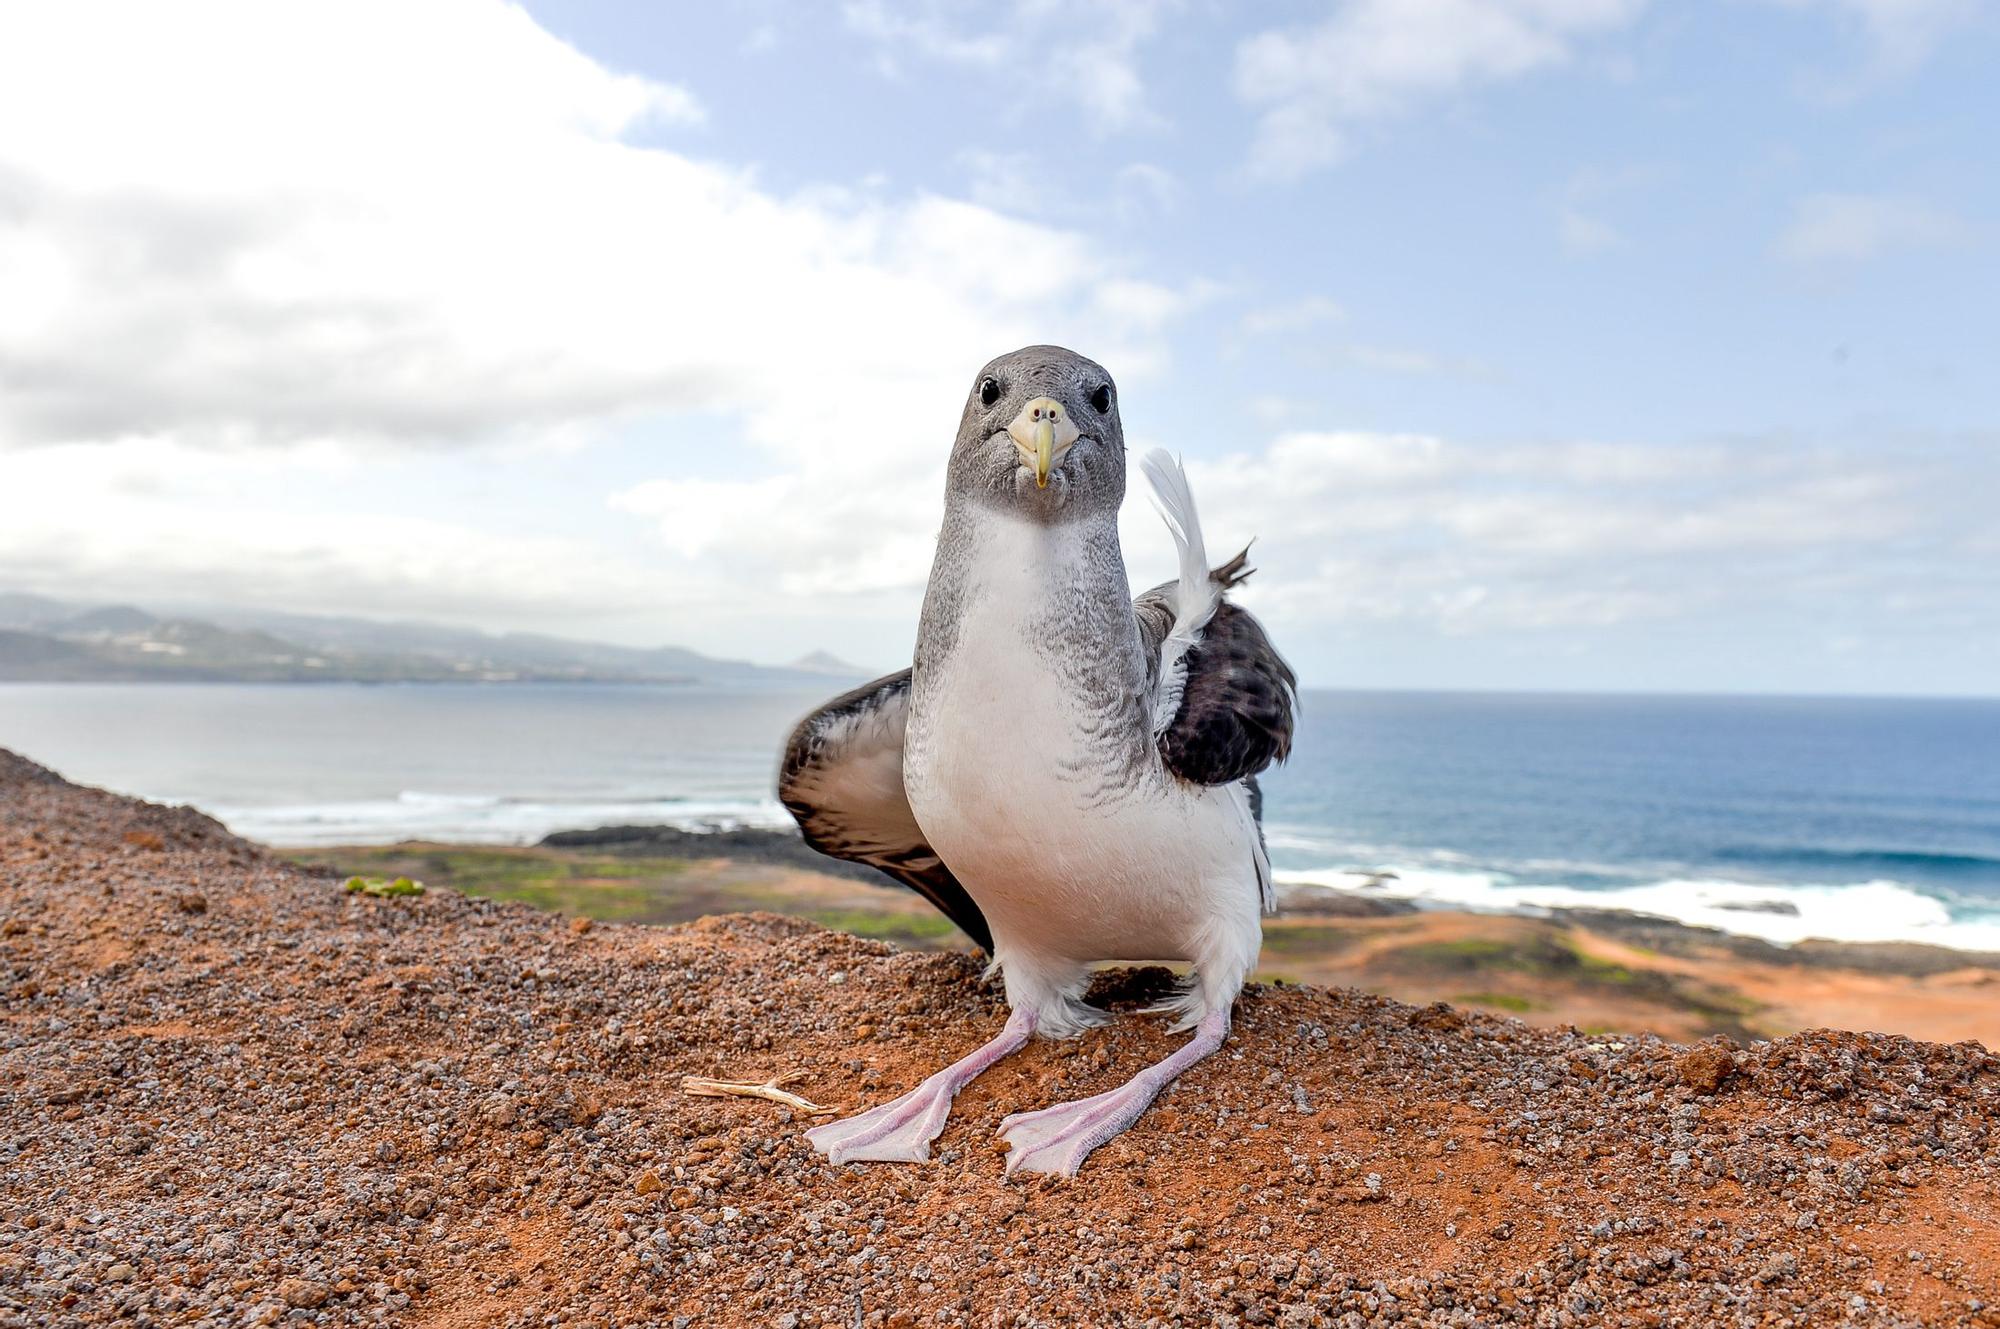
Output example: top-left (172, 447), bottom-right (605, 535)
top-left (0, 0), bottom-right (1995, 695)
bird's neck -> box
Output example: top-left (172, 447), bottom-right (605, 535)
top-left (916, 499), bottom-right (1142, 682)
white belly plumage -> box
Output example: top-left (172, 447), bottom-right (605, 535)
top-left (909, 687), bottom-right (1255, 965)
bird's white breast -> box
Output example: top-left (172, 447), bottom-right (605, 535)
top-left (905, 512), bottom-right (1258, 965)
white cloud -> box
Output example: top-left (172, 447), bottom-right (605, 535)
top-left (842, 0), bottom-right (1011, 66)
top-left (1231, 298), bottom-right (1480, 377)
top-left (842, 0), bottom-right (1172, 133)
top-left (1113, 163), bottom-right (1180, 221)
top-left (1560, 210), bottom-right (1625, 253)
top-left (1337, 345), bottom-right (1448, 374)
top-left (1170, 430), bottom-right (1964, 635)
top-left (1557, 164), bottom-right (1662, 254)
top-left (962, 153), bottom-right (1180, 228)
top-left (959, 150), bottom-right (1045, 214)
top-left (1247, 395), bottom-right (1301, 424)
top-left (0, 1), bottom-right (1196, 462)
top-left (1234, 0), bottom-right (1646, 179)
top-left (1239, 295), bottom-right (1344, 337)
top-left (0, 0), bottom-right (1214, 646)
top-left (1775, 192), bottom-right (1967, 262)
top-left (1832, 0), bottom-right (1979, 69)
top-left (610, 471), bottom-right (941, 596)
top-left (0, 439), bottom-right (666, 624)
top-left (1762, 0), bottom-right (1983, 78)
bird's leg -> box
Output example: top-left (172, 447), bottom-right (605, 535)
top-left (999, 1008), bottom-right (1228, 1178)
top-left (805, 1008), bottom-right (1036, 1164)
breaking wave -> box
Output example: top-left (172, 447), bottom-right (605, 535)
top-left (210, 790), bottom-right (794, 847)
top-left (1275, 861), bottom-right (2000, 951)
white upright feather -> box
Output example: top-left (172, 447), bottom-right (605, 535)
top-left (1140, 448), bottom-right (1223, 738)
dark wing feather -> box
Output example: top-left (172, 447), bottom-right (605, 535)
top-left (777, 670), bottom-right (993, 952)
top-left (1135, 547), bottom-right (1298, 789)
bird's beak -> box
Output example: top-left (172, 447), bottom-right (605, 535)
top-left (1006, 398), bottom-right (1081, 488)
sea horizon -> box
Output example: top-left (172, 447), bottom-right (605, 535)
top-left (8, 674), bottom-right (2000, 703)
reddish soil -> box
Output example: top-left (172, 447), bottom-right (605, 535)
top-left (3, 747), bottom-right (1998, 1327)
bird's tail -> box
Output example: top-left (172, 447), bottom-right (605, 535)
top-left (1141, 448), bottom-right (1225, 738)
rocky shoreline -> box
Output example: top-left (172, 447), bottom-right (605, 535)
top-left (5, 747), bottom-right (2000, 1326)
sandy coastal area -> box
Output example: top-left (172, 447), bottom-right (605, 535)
top-left (6, 747), bottom-right (2000, 1327)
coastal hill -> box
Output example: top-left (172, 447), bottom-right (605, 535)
top-left (0, 592), bottom-right (863, 686)
top-left (4, 747), bottom-right (1998, 1325)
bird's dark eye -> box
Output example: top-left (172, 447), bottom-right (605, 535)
top-left (979, 377), bottom-right (1001, 407)
top-left (1090, 384), bottom-right (1112, 414)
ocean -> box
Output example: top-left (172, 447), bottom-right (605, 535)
top-left (3, 682), bottom-right (1997, 951)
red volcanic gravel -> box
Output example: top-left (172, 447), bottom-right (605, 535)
top-left (3, 747), bottom-right (1998, 1327)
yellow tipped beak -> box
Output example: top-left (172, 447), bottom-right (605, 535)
top-left (1006, 398), bottom-right (1081, 488)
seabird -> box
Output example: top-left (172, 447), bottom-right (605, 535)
top-left (779, 345), bottom-right (1295, 1176)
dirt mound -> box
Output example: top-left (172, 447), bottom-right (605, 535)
top-left (3, 750), bottom-right (1998, 1326)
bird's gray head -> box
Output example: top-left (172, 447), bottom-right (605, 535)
top-left (945, 345), bottom-right (1124, 522)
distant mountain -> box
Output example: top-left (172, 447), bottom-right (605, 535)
top-left (54, 605), bottom-right (158, 636)
top-left (786, 650), bottom-right (877, 677)
top-left (0, 593), bottom-right (867, 687)
top-left (0, 630), bottom-right (112, 677)
top-left (0, 592), bottom-right (77, 630)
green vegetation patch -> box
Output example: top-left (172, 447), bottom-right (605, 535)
top-left (344, 875), bottom-right (424, 898)
top-left (797, 907), bottom-right (961, 948)
top-left (1397, 937), bottom-right (1523, 967)
top-left (1257, 921), bottom-right (1366, 959)
top-left (1453, 990), bottom-right (1539, 1013)
top-left (1395, 933), bottom-right (1642, 983)
top-left (299, 846), bottom-right (685, 922)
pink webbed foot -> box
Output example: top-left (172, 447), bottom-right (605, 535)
top-left (998, 1079), bottom-right (1162, 1177)
top-left (805, 1009), bottom-right (1034, 1165)
top-left (999, 1010), bottom-right (1229, 1178)
top-left (805, 1074), bottom-right (959, 1163)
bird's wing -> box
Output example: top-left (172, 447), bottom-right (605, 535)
top-left (1134, 450), bottom-right (1297, 788)
top-left (1134, 571), bottom-right (1297, 787)
top-left (1135, 451), bottom-right (1298, 915)
top-left (778, 669), bottom-right (993, 952)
